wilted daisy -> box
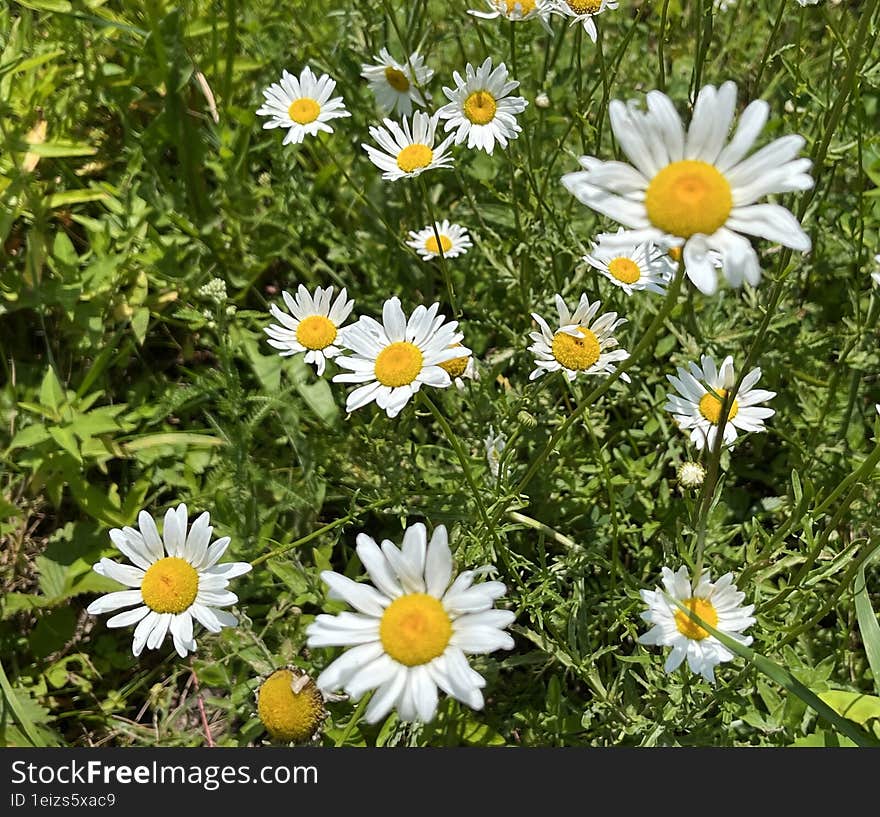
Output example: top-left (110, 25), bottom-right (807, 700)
top-left (639, 566), bottom-right (755, 683)
top-left (360, 49), bottom-right (433, 116)
top-left (306, 522), bottom-right (515, 724)
top-left (664, 354), bottom-right (776, 450)
top-left (561, 81), bottom-right (813, 294)
top-left (406, 220), bottom-right (473, 261)
top-left (256, 668), bottom-right (329, 744)
top-left (86, 505), bottom-right (251, 657)
top-left (485, 426), bottom-right (507, 478)
top-left (549, 0), bottom-right (618, 41)
top-left (584, 232), bottom-right (674, 296)
top-left (363, 111), bottom-right (454, 181)
top-left (264, 285), bottom-right (354, 376)
top-left (528, 293), bottom-right (630, 382)
top-left (469, 0), bottom-right (554, 31)
top-left (437, 57), bottom-right (528, 155)
top-left (256, 66), bottom-right (351, 146)
top-left (333, 297), bottom-right (469, 418)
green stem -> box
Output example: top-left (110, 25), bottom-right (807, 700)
top-left (334, 691), bottom-right (372, 746)
top-left (417, 176), bottom-right (457, 314)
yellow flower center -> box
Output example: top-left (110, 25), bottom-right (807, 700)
top-left (439, 346), bottom-right (469, 378)
top-left (567, 0), bottom-right (602, 13)
top-left (504, 0), bottom-right (536, 13)
top-left (374, 341), bottom-right (424, 387)
top-left (698, 388), bottom-right (739, 425)
top-left (257, 669), bottom-right (325, 743)
top-left (140, 557), bottom-right (199, 614)
top-left (551, 327), bottom-right (601, 371)
top-left (463, 91), bottom-right (498, 125)
top-left (608, 257), bottom-right (641, 284)
top-left (288, 98), bottom-right (320, 125)
top-left (295, 314), bottom-right (337, 350)
top-left (380, 593), bottom-right (452, 666)
top-left (425, 234), bottom-right (453, 255)
top-left (384, 66), bottom-right (410, 92)
top-left (674, 597), bottom-right (719, 641)
top-left (644, 160), bottom-right (733, 238)
top-left (396, 143), bottom-right (434, 173)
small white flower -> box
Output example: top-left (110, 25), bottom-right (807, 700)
top-left (664, 354), bottom-right (776, 450)
top-left (363, 111), bottom-right (455, 181)
top-left (406, 220), bottom-right (473, 261)
top-left (469, 0), bottom-right (554, 31)
top-left (677, 461), bottom-right (706, 489)
top-left (535, 92), bottom-right (551, 109)
top-left (333, 297), bottom-right (470, 418)
top-left (360, 49), bottom-right (434, 116)
top-left (639, 565), bottom-right (755, 683)
top-left (86, 505), bottom-right (251, 658)
top-left (528, 293), bottom-right (630, 382)
top-left (549, 0), bottom-right (618, 41)
top-left (306, 522), bottom-right (515, 724)
top-left (437, 57), bottom-right (528, 155)
top-left (438, 346), bottom-right (479, 390)
top-left (264, 285), bottom-right (354, 377)
top-left (872, 253), bottom-right (880, 287)
top-left (584, 232), bottom-right (674, 296)
top-left (484, 427), bottom-right (507, 478)
top-left (794, 0), bottom-right (821, 5)
top-left (256, 66), bottom-right (351, 146)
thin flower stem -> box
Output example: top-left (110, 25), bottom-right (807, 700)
top-left (751, 0), bottom-right (787, 97)
top-left (334, 690), bottom-right (372, 746)
top-left (657, 0), bottom-right (671, 91)
top-left (417, 175), bottom-right (458, 314)
top-left (189, 657), bottom-right (215, 748)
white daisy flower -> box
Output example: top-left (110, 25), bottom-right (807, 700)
top-left (333, 296), bottom-right (470, 418)
top-left (549, 1), bottom-right (618, 41)
top-left (794, 0), bottom-right (821, 5)
top-left (360, 48), bottom-right (434, 116)
top-left (677, 461), bottom-right (706, 490)
top-left (256, 66), bottom-right (351, 146)
top-left (872, 253), bottom-right (880, 287)
top-left (86, 505), bottom-right (251, 658)
top-left (362, 111), bottom-right (455, 181)
top-left (439, 345), bottom-right (479, 390)
top-left (528, 293), bottom-right (630, 382)
top-left (264, 285), bottom-right (355, 376)
top-left (639, 565), bottom-right (755, 683)
top-left (664, 354), bottom-right (776, 450)
top-left (584, 232), bottom-right (674, 296)
top-left (666, 244), bottom-right (723, 278)
top-left (561, 81), bottom-right (814, 294)
top-left (484, 426), bottom-right (507, 478)
top-left (306, 522), bottom-right (515, 724)
top-left (469, 0), bottom-right (554, 31)
top-left (406, 220), bottom-right (473, 261)
top-left (437, 57), bottom-right (528, 155)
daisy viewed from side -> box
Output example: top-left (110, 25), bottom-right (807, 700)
top-left (363, 111), bottom-right (454, 181)
top-left (360, 49), bottom-right (433, 116)
top-left (485, 426), bottom-right (507, 479)
top-left (664, 354), bottom-right (775, 450)
top-left (439, 344), bottom-right (479, 390)
top-left (561, 81), bottom-right (813, 294)
top-left (550, 0), bottom-right (618, 42)
top-left (86, 505), bottom-right (251, 657)
top-left (264, 285), bottom-right (354, 376)
top-left (639, 565), bottom-right (755, 683)
top-left (469, 0), bottom-right (554, 31)
top-left (528, 293), bottom-right (630, 382)
top-left (333, 297), bottom-right (470, 418)
top-left (256, 66), bottom-right (351, 146)
top-left (437, 57), bottom-right (528, 155)
top-left (406, 220), bottom-right (473, 261)
top-left (584, 232), bottom-right (674, 296)
top-left (306, 522), bottom-right (515, 724)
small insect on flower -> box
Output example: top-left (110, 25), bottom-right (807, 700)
top-left (256, 667), bottom-right (329, 744)
top-left (264, 285), bottom-right (355, 376)
top-left (363, 111), bottom-right (455, 181)
top-left (639, 565), bottom-right (755, 683)
top-left (333, 297), bottom-right (470, 418)
top-left (306, 522), bottom-right (515, 724)
top-left (256, 66), bottom-right (351, 146)
top-left (677, 461), bottom-right (706, 490)
top-left (549, 0), bottom-right (618, 41)
top-left (561, 81), bottom-right (813, 294)
top-left (437, 57), bottom-right (528, 155)
top-left (360, 49), bottom-right (434, 116)
top-left (528, 293), bottom-right (630, 383)
top-left (468, 0), bottom-right (555, 32)
top-left (406, 220), bottom-right (473, 261)
top-left (86, 505), bottom-right (251, 657)
top-left (664, 354), bottom-right (776, 451)
top-left (585, 231), bottom-right (674, 296)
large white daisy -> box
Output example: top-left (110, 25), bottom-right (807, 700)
top-left (584, 231), bottom-right (674, 296)
top-left (360, 48), bottom-right (433, 116)
top-left (256, 66), bottom-right (351, 146)
top-left (561, 81), bottom-right (814, 294)
top-left (639, 565), bottom-right (755, 683)
top-left (333, 296), bottom-right (470, 418)
top-left (528, 293), bottom-right (630, 382)
top-left (264, 285), bottom-right (354, 376)
top-left (406, 220), bottom-right (473, 261)
top-left (549, 0), bottom-right (618, 41)
top-left (362, 111), bottom-right (455, 181)
top-left (86, 505), bottom-right (251, 657)
top-left (437, 57), bottom-right (528, 155)
top-left (469, 0), bottom-right (554, 31)
top-left (306, 522), bottom-right (515, 724)
top-left (664, 354), bottom-right (776, 450)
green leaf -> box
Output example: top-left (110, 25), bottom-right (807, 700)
top-left (131, 306), bottom-right (150, 345)
top-left (8, 422), bottom-right (50, 449)
top-left (123, 432), bottom-right (224, 453)
top-left (38, 367), bottom-right (65, 413)
top-left (14, 0), bottom-right (72, 12)
top-left (48, 425), bottom-right (81, 462)
top-left (46, 189), bottom-right (110, 209)
top-left (818, 691), bottom-right (880, 727)
top-left (0, 660), bottom-right (46, 747)
top-left (855, 563), bottom-right (880, 696)
top-left (17, 141), bottom-right (97, 157)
